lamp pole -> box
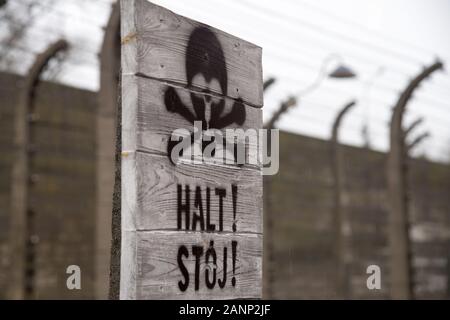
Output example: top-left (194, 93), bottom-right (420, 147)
top-left (361, 67), bottom-right (385, 148)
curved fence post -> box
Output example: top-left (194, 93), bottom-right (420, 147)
top-left (8, 39), bottom-right (68, 299)
top-left (387, 60), bottom-right (443, 299)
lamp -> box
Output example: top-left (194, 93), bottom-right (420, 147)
top-left (329, 64), bottom-right (357, 78)
top-left (264, 54), bottom-right (358, 129)
top-left (297, 53), bottom-right (357, 97)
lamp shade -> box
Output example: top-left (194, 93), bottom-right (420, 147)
top-left (329, 64), bottom-right (357, 78)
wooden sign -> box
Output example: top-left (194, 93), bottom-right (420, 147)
top-left (120, 0), bottom-right (263, 299)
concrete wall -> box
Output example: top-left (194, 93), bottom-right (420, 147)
top-left (0, 72), bottom-right (96, 299)
top-left (0, 72), bottom-right (19, 299)
top-left (265, 131), bottom-right (450, 299)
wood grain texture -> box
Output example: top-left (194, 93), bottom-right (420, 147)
top-left (120, 230), bottom-right (137, 299)
top-left (135, 230), bottom-right (262, 300)
top-left (121, 0), bottom-right (263, 107)
top-left (130, 76), bottom-right (262, 167)
top-left (134, 152), bottom-right (262, 233)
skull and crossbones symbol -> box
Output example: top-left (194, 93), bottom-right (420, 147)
top-left (164, 27), bottom-right (246, 164)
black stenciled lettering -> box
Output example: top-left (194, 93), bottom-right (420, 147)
top-left (232, 184), bottom-right (238, 232)
top-left (206, 187), bottom-right (215, 231)
top-left (177, 184), bottom-right (190, 230)
top-left (218, 246), bottom-right (227, 288)
top-left (231, 240), bottom-right (237, 287)
top-left (192, 186), bottom-right (205, 231)
top-left (177, 245), bottom-right (189, 291)
top-left (205, 241), bottom-right (217, 289)
top-left (215, 188), bottom-right (226, 231)
top-left (192, 245), bottom-right (204, 291)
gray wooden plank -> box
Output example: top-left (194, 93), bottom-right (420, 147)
top-left (120, 0), bottom-right (263, 300)
top-left (134, 76), bottom-right (262, 167)
top-left (121, 0), bottom-right (263, 107)
top-left (135, 230), bottom-right (262, 299)
top-left (134, 151), bottom-right (263, 233)
top-left (120, 230), bottom-right (137, 299)
top-left (121, 74), bottom-right (138, 153)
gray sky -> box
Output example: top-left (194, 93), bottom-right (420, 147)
top-left (3, 0), bottom-right (449, 162)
